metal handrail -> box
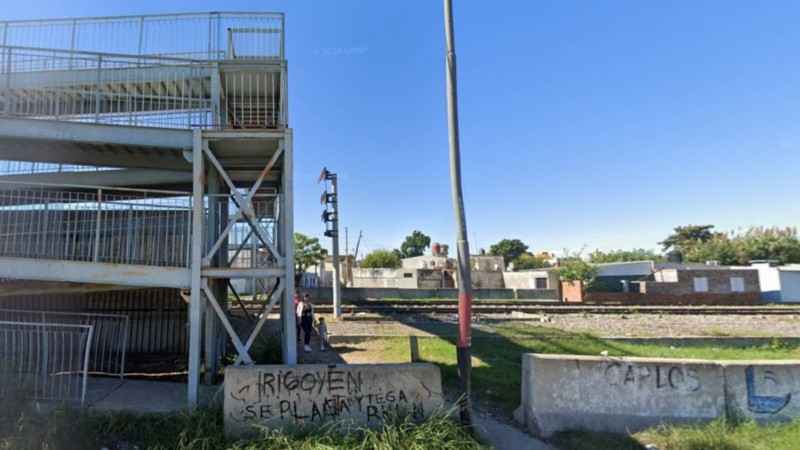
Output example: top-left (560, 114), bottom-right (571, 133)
top-left (1, 12), bottom-right (285, 60)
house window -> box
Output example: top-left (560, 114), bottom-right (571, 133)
top-left (403, 273), bottom-right (413, 278)
top-left (730, 277), bottom-right (745, 292)
top-left (535, 278), bottom-right (548, 289)
top-left (693, 277), bottom-right (709, 293)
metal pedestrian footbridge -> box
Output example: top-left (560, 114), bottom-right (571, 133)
top-left (0, 12), bottom-right (297, 406)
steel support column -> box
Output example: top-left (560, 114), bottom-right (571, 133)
top-left (204, 169), bottom-right (221, 385)
top-left (188, 129), bottom-right (204, 408)
top-left (282, 130), bottom-right (296, 364)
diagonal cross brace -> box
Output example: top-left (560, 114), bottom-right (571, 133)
top-left (202, 144), bottom-right (284, 264)
top-left (201, 283), bottom-right (254, 365)
top-left (233, 283), bottom-right (285, 366)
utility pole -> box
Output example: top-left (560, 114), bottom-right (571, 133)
top-left (345, 227), bottom-right (349, 287)
top-left (319, 167), bottom-right (342, 318)
top-left (443, 0), bottom-right (473, 430)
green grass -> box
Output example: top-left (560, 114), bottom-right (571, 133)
top-left (355, 323), bottom-right (800, 415)
top-left (553, 420), bottom-right (792, 450)
top-left (634, 418), bottom-right (800, 450)
top-left (0, 403), bottom-right (489, 450)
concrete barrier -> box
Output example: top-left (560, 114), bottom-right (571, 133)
top-left (224, 363), bottom-right (444, 436)
top-left (515, 354), bottom-right (725, 437)
top-left (302, 287), bottom-right (559, 301)
top-left (516, 354), bottom-right (800, 437)
top-left (723, 361), bottom-right (800, 421)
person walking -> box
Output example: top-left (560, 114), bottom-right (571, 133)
top-left (296, 293), bottom-right (315, 352)
top-left (293, 289), bottom-right (302, 342)
top-left (317, 317), bottom-right (328, 351)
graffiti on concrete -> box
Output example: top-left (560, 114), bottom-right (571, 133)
top-left (745, 365), bottom-right (791, 414)
top-left (226, 368), bottom-right (430, 426)
top-left (604, 362), bottom-right (701, 392)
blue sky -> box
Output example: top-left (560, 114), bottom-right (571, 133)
top-left (3, 1), bottom-right (800, 257)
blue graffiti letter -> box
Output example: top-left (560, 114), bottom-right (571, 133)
top-left (745, 365), bottom-right (791, 414)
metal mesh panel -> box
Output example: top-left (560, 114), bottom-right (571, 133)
top-left (0, 320), bottom-right (93, 403)
top-left (0, 309), bottom-right (128, 377)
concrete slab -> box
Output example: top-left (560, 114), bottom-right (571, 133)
top-left (224, 363), bottom-right (444, 437)
top-left (88, 378), bottom-right (216, 413)
top-left (515, 354), bottom-right (726, 438)
top-left (722, 361), bottom-right (800, 421)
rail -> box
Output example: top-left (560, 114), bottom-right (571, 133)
top-left (0, 45), bottom-right (287, 129)
top-left (0, 320), bottom-right (93, 404)
top-left (0, 181), bottom-right (283, 269)
top-left (1, 12), bottom-right (284, 60)
top-left (0, 183), bottom-right (193, 267)
top-left (0, 309), bottom-right (128, 378)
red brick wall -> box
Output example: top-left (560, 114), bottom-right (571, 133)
top-left (643, 269), bottom-right (760, 295)
top-left (561, 281), bottom-right (583, 302)
top-left (585, 291), bottom-right (762, 305)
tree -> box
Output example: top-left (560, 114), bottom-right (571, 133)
top-left (361, 249), bottom-right (400, 268)
top-left (589, 248), bottom-right (665, 263)
top-left (684, 234), bottom-right (738, 266)
top-left (512, 252), bottom-right (549, 270)
top-left (400, 230), bottom-right (431, 258)
top-left (732, 226), bottom-right (800, 264)
top-left (659, 225), bottom-right (715, 253)
top-left (294, 233), bottom-right (327, 284)
top-left (555, 259), bottom-right (599, 290)
top-left (672, 226), bottom-right (800, 265)
top-left (488, 239), bottom-right (529, 266)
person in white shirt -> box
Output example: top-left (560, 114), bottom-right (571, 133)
top-left (296, 294), bottom-right (315, 352)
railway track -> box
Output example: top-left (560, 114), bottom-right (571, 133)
top-left (232, 300), bottom-right (800, 316)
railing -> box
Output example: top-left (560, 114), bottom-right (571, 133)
top-left (1, 12), bottom-right (284, 60)
top-left (0, 183), bottom-right (192, 267)
top-left (0, 181), bottom-right (284, 269)
top-left (1, 46), bottom-right (214, 129)
top-left (0, 45), bottom-right (286, 129)
top-left (0, 321), bottom-right (93, 404)
top-left (0, 309), bottom-right (128, 378)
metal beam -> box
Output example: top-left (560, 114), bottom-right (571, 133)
top-left (282, 130), bottom-right (296, 365)
top-left (0, 117), bottom-right (193, 149)
top-left (0, 140), bottom-right (190, 170)
top-left (0, 281), bottom-right (149, 297)
top-left (0, 257), bottom-right (189, 288)
top-left (202, 267), bottom-right (286, 278)
top-left (188, 129), bottom-right (204, 408)
top-left (0, 169), bottom-right (192, 189)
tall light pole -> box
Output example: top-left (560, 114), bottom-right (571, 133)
top-left (444, 0), bottom-right (473, 429)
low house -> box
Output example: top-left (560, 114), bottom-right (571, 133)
top-left (751, 261), bottom-right (800, 302)
top-left (575, 261), bottom-right (761, 303)
top-left (503, 268), bottom-right (558, 290)
top-left (641, 267), bottom-right (760, 298)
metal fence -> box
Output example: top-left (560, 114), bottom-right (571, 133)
top-left (1, 46), bottom-right (214, 129)
top-left (0, 183), bottom-right (192, 267)
top-left (0, 289), bottom-right (188, 355)
top-left (0, 45), bottom-right (286, 129)
top-left (0, 320), bottom-right (93, 404)
top-left (0, 309), bottom-right (128, 377)
top-left (0, 182), bottom-right (284, 269)
top-left (1, 12), bottom-right (284, 60)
